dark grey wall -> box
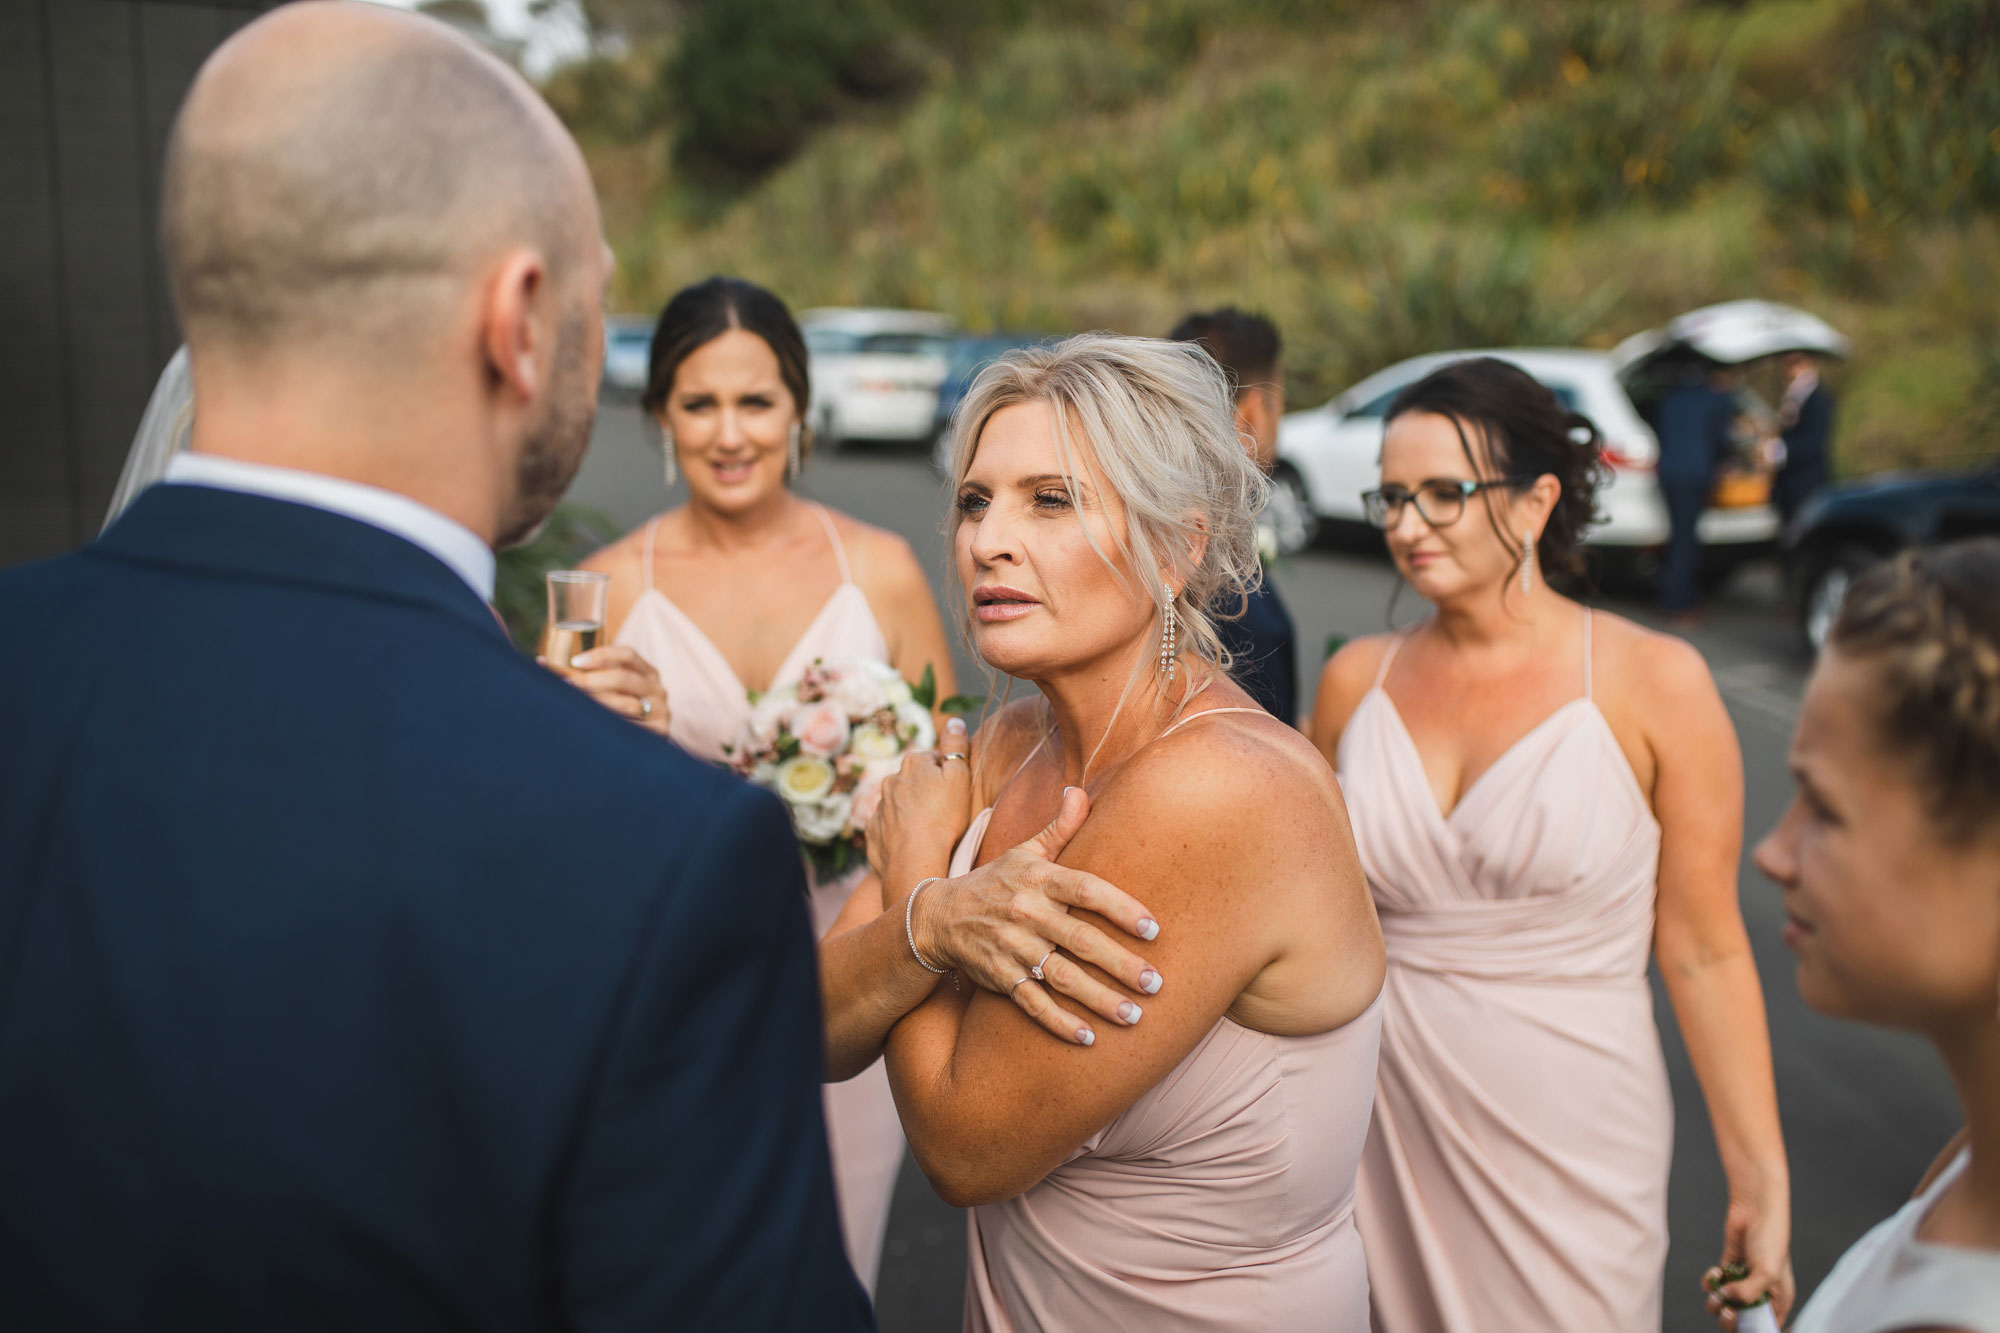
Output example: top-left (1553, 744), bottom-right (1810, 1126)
top-left (1, 0), bottom-right (273, 567)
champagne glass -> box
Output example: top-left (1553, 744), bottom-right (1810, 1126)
top-left (543, 570), bottom-right (609, 675)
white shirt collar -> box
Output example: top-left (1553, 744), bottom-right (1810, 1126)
top-left (162, 453), bottom-right (496, 602)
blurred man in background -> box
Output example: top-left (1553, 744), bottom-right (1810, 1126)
top-left (1774, 351), bottom-right (1836, 524)
top-left (1169, 307), bottom-right (1298, 722)
top-left (1652, 365), bottom-right (1740, 627)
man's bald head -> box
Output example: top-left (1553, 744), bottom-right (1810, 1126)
top-left (162, 2), bottom-right (595, 358)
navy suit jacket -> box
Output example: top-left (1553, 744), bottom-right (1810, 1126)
top-left (1218, 575), bottom-right (1298, 724)
top-left (0, 485), bottom-right (871, 1332)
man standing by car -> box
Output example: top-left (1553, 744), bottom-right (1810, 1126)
top-left (1169, 308), bottom-right (1298, 722)
top-left (1775, 351), bottom-right (1836, 524)
top-left (1652, 365), bottom-right (1738, 627)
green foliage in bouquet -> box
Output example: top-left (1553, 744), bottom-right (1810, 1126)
top-left (911, 662), bottom-right (985, 717)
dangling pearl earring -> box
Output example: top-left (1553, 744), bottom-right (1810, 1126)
top-left (660, 425), bottom-right (677, 489)
top-left (1519, 532), bottom-right (1535, 593)
top-left (787, 421), bottom-right (802, 480)
top-left (1158, 592), bottom-right (1178, 680)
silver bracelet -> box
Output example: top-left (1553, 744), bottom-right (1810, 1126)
top-left (904, 877), bottom-right (950, 974)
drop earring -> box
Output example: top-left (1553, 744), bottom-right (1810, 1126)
top-left (1519, 533), bottom-right (1535, 593)
top-left (787, 421), bottom-right (802, 480)
top-left (1158, 592), bottom-right (1178, 680)
top-left (661, 425), bottom-right (677, 489)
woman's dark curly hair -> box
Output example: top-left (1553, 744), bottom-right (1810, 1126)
top-left (1384, 357), bottom-right (1606, 582)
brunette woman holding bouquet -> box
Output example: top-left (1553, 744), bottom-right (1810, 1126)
top-left (1307, 358), bottom-right (1793, 1331)
top-left (1708, 540), bottom-right (2000, 1332)
top-left (828, 334), bottom-right (1388, 1328)
top-left (569, 275), bottom-right (955, 1291)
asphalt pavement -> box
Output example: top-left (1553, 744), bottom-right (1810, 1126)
top-left (567, 394), bottom-right (1961, 1332)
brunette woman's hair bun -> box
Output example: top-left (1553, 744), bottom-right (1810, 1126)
top-left (1384, 357), bottom-right (1606, 581)
top-left (1831, 538), bottom-right (2000, 842)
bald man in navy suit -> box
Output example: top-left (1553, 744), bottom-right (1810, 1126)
top-left (0, 6), bottom-right (867, 1330)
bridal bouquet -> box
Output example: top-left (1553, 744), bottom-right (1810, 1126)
top-left (726, 658), bottom-right (945, 880)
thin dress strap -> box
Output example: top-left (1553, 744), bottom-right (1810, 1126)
top-left (1582, 607), bottom-right (1594, 701)
top-left (810, 503), bottom-right (853, 584)
top-left (640, 516), bottom-right (660, 593)
top-left (1371, 630), bottom-right (1413, 692)
top-left (1159, 706), bottom-right (1268, 739)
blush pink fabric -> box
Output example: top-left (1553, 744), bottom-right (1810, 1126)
top-left (947, 707), bottom-right (1384, 1332)
top-left (1335, 612), bottom-right (1673, 1332)
top-left (614, 504), bottom-right (904, 1293)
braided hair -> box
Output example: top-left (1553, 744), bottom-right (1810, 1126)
top-left (1830, 538), bottom-right (2000, 843)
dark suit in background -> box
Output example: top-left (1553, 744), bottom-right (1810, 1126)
top-left (1652, 381), bottom-right (1736, 614)
top-left (1221, 575), bottom-right (1298, 723)
top-left (1776, 380), bottom-right (1835, 523)
top-left (0, 485), bottom-right (871, 1332)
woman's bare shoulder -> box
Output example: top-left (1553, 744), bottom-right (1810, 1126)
top-left (578, 513), bottom-right (662, 577)
top-left (1309, 631), bottom-right (1402, 745)
top-left (1115, 707), bottom-right (1339, 851)
top-left (825, 508), bottom-right (927, 586)
top-left (1589, 610), bottom-right (1721, 712)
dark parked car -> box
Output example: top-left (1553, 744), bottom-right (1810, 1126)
top-left (930, 332), bottom-right (1052, 472)
top-left (1787, 454), bottom-right (2000, 651)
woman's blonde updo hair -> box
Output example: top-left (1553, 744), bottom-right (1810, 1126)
top-left (943, 332), bottom-right (1269, 696)
top-left (1830, 537), bottom-right (2000, 843)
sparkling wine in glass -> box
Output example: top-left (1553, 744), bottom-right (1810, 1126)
top-left (543, 570), bottom-right (609, 675)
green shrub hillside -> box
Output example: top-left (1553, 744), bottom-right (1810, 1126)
top-left (549, 0), bottom-right (2000, 474)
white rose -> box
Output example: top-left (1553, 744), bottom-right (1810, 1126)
top-left (849, 723), bottom-right (903, 763)
top-left (773, 754), bottom-right (835, 806)
top-left (793, 794), bottom-right (852, 844)
top-left (894, 700), bottom-right (936, 751)
top-left (883, 677), bottom-right (914, 707)
top-left (831, 669), bottom-right (888, 719)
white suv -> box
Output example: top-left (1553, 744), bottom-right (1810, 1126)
top-left (1272, 347), bottom-right (1780, 576)
top-left (800, 308), bottom-right (953, 450)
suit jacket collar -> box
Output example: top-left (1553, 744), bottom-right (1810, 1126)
top-left (93, 485), bottom-right (511, 643)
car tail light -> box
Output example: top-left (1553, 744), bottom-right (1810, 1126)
top-left (1601, 438), bottom-right (1656, 472)
top-left (855, 377), bottom-right (901, 393)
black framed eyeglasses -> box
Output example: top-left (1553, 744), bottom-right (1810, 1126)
top-left (1360, 475), bottom-right (1541, 530)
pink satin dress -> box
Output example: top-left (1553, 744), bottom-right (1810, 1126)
top-left (614, 503), bottom-right (906, 1294)
top-left (1335, 611), bottom-right (1673, 1331)
top-left (948, 707), bottom-right (1385, 1332)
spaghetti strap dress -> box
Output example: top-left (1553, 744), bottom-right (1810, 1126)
top-left (1336, 610), bottom-right (1674, 1332)
top-left (614, 503), bottom-right (906, 1294)
top-left (950, 707), bottom-right (1384, 1332)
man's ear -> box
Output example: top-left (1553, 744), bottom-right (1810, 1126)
top-left (479, 249), bottom-right (549, 405)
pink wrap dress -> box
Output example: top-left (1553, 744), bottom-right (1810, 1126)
top-left (948, 707), bottom-right (1385, 1332)
top-left (1335, 612), bottom-right (1674, 1331)
top-left (614, 504), bottom-right (906, 1294)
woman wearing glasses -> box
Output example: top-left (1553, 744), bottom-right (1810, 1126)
top-left (1308, 358), bottom-right (1792, 1331)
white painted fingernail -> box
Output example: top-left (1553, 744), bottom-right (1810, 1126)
top-left (1140, 969), bottom-right (1162, 995)
top-left (1117, 1001), bottom-right (1141, 1025)
top-left (1076, 1027), bottom-right (1095, 1046)
top-left (1136, 918), bottom-right (1159, 941)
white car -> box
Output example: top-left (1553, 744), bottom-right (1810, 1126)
top-left (602, 316), bottom-right (653, 396)
top-left (801, 308), bottom-right (954, 449)
top-left (1271, 302), bottom-right (1848, 575)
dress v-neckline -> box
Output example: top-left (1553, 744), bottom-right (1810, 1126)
top-left (1370, 687), bottom-right (1600, 828)
top-left (634, 582), bottom-right (854, 700)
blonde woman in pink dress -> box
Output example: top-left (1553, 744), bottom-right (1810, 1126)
top-left (566, 277), bottom-right (956, 1292)
top-left (830, 334), bottom-right (1387, 1330)
top-left (1308, 357), bottom-right (1794, 1331)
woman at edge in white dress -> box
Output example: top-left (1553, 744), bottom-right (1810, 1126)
top-left (1308, 357), bottom-right (1794, 1329)
top-left (1710, 540), bottom-right (2000, 1333)
top-left (574, 276), bottom-right (957, 1292)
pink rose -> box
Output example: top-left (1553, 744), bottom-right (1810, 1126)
top-left (790, 699), bottom-right (851, 758)
top-left (848, 760), bottom-right (901, 830)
